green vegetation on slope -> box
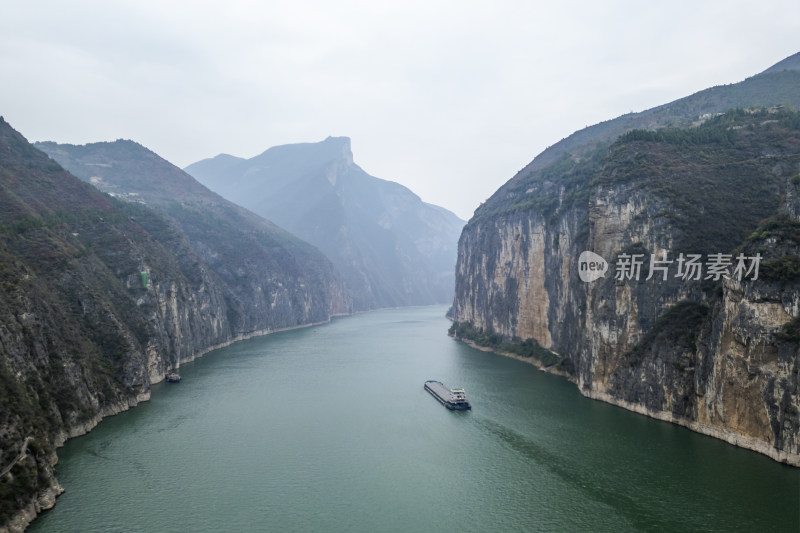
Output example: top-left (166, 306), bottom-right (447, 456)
top-left (473, 108), bottom-right (800, 255)
top-left (448, 321), bottom-right (564, 368)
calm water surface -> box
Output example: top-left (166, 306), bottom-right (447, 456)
top-left (30, 306), bottom-right (799, 532)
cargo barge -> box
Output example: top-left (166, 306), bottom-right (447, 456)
top-left (424, 380), bottom-right (471, 410)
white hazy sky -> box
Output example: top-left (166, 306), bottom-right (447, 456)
top-left (1, 1), bottom-right (799, 220)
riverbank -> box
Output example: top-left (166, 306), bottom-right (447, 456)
top-left (3, 313), bottom-right (351, 533)
top-left (157, 314), bottom-right (351, 382)
top-left (27, 306), bottom-right (798, 532)
top-left (450, 335), bottom-right (800, 467)
top-left (448, 335), bottom-right (570, 378)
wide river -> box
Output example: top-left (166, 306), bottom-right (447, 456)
top-left (30, 306), bottom-right (798, 532)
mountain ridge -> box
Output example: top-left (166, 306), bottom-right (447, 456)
top-left (1, 119), bottom-right (350, 530)
top-left (451, 53), bottom-right (800, 465)
top-left (485, 52), bottom-right (800, 207)
top-left (185, 137), bottom-right (465, 310)
top-left (759, 51), bottom-right (800, 74)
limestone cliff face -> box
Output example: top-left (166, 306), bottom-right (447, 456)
top-left (452, 109), bottom-right (800, 465)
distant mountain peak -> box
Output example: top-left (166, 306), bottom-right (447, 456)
top-left (323, 136), bottom-right (353, 164)
top-left (209, 153), bottom-right (245, 163)
top-left (185, 137), bottom-right (465, 309)
top-left (249, 136), bottom-right (354, 167)
top-left (323, 135), bottom-right (351, 146)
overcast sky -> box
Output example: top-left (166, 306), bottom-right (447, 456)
top-left (2, 1), bottom-right (799, 220)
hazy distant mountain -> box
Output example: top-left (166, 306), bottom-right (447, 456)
top-left (185, 137), bottom-right (465, 310)
top-left (34, 138), bottom-right (352, 331)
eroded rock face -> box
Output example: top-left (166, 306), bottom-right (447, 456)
top-left (452, 111), bottom-right (800, 466)
top-left (0, 119), bottom-right (351, 529)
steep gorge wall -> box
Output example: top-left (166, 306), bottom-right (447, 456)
top-left (452, 112), bottom-right (800, 465)
top-left (0, 119), bottom-right (350, 532)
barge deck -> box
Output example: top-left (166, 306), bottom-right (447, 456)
top-left (424, 380), bottom-right (471, 410)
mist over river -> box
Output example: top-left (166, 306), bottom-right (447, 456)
top-left (30, 306), bottom-right (798, 532)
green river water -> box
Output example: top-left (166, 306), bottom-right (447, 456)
top-left (29, 306), bottom-right (799, 532)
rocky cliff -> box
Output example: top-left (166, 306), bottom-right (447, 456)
top-left (0, 119), bottom-right (349, 531)
top-left (451, 66), bottom-right (800, 465)
top-left (185, 137), bottom-right (465, 310)
top-left (34, 138), bottom-right (352, 339)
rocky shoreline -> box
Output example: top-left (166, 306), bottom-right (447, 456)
top-left (159, 315), bottom-right (349, 381)
top-left (2, 394), bottom-right (149, 533)
top-left (2, 315), bottom-right (349, 533)
top-left (452, 336), bottom-right (800, 467)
